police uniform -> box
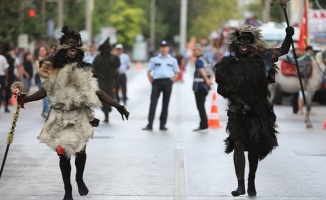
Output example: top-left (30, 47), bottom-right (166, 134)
top-left (143, 41), bottom-right (179, 130)
top-left (193, 55), bottom-right (212, 131)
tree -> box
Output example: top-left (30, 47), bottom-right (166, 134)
top-left (188, 0), bottom-right (240, 40)
top-left (93, 0), bottom-right (147, 47)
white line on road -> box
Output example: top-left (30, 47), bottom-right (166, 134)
top-left (174, 147), bottom-right (186, 200)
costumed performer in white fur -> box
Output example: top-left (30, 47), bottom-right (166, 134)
top-left (214, 24), bottom-right (294, 197)
top-left (17, 26), bottom-right (130, 200)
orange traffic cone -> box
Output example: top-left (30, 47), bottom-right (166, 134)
top-left (208, 92), bottom-right (222, 128)
top-left (323, 118), bottom-right (326, 130)
top-left (136, 61), bottom-right (142, 71)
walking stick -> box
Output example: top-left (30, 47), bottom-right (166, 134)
top-left (0, 82), bottom-right (25, 179)
top-left (269, 0), bottom-right (307, 104)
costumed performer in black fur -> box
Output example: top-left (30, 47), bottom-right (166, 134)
top-left (17, 26), bottom-right (130, 200)
top-left (92, 37), bottom-right (120, 123)
top-left (214, 24), bottom-right (294, 197)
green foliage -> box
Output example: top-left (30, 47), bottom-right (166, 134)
top-left (246, 1), bottom-right (263, 20)
top-left (93, 0), bottom-right (147, 47)
top-left (0, 0), bottom-right (44, 42)
top-left (188, 0), bottom-right (241, 40)
top-left (0, 0), bottom-right (84, 43)
top-left (246, 0), bottom-right (284, 22)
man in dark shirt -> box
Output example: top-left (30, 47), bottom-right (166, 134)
top-left (22, 52), bottom-right (34, 94)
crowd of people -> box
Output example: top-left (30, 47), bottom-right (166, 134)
top-left (0, 42), bottom-right (55, 117)
top-left (0, 38), bottom-right (133, 121)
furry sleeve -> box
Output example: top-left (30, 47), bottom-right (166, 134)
top-left (214, 56), bottom-right (238, 98)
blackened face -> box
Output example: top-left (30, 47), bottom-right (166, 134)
top-left (65, 38), bottom-right (80, 59)
top-left (237, 35), bottom-right (254, 55)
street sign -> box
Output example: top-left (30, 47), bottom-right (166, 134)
top-left (18, 34), bottom-right (28, 49)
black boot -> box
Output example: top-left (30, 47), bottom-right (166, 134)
top-left (63, 184), bottom-right (73, 200)
top-left (75, 150), bottom-right (89, 196)
top-left (247, 176), bottom-right (257, 196)
top-left (231, 180), bottom-right (245, 197)
top-left (60, 156), bottom-right (73, 200)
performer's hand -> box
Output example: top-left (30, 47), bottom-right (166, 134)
top-left (116, 105), bottom-right (129, 120)
top-left (17, 92), bottom-right (26, 107)
top-left (90, 118), bottom-right (100, 127)
top-left (285, 26), bottom-right (294, 37)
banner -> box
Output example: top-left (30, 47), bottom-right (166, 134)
top-left (298, 0), bottom-right (308, 51)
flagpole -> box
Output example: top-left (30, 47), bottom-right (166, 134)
top-left (305, 0), bottom-right (309, 46)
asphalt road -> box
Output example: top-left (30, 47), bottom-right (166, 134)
top-left (0, 63), bottom-right (325, 200)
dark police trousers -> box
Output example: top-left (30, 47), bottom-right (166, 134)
top-left (194, 88), bottom-right (209, 129)
top-left (147, 78), bottom-right (173, 127)
top-left (116, 73), bottom-right (127, 104)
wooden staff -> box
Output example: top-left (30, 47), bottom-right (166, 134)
top-left (0, 82), bottom-right (25, 179)
top-left (269, 0), bottom-right (307, 104)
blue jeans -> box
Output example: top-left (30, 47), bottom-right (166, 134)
top-left (37, 82), bottom-right (49, 114)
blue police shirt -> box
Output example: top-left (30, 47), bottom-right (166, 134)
top-left (147, 53), bottom-right (179, 79)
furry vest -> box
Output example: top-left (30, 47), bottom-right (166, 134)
top-left (37, 62), bottom-right (102, 158)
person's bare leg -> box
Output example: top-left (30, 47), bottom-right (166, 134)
top-left (231, 141), bottom-right (246, 197)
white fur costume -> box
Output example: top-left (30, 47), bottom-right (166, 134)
top-left (38, 62), bottom-right (101, 158)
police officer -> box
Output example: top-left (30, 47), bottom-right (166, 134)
top-left (192, 43), bottom-right (214, 132)
top-left (142, 41), bottom-right (179, 131)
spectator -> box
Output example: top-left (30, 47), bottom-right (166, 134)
top-left (0, 42), bottom-right (9, 112)
top-left (115, 44), bottom-right (130, 105)
top-left (35, 46), bottom-right (50, 118)
top-left (3, 44), bottom-right (18, 113)
top-left (192, 43), bottom-right (214, 132)
top-left (84, 44), bottom-right (96, 64)
top-left (49, 44), bottom-right (57, 57)
top-left (22, 52), bottom-right (34, 95)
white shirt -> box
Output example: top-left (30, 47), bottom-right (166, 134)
top-left (84, 54), bottom-right (96, 64)
top-left (118, 53), bottom-right (131, 74)
top-left (0, 55), bottom-right (9, 76)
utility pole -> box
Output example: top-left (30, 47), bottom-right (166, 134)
top-left (179, 0), bottom-right (187, 54)
top-left (263, 0), bottom-right (270, 22)
top-left (42, 0), bottom-right (46, 31)
top-left (58, 0), bottom-right (63, 28)
top-left (85, 0), bottom-right (94, 47)
top-left (150, 0), bottom-right (156, 51)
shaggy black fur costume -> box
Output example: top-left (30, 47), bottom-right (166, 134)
top-left (214, 24), bottom-right (293, 197)
top-left (215, 55), bottom-right (278, 160)
top-left (92, 37), bottom-right (120, 122)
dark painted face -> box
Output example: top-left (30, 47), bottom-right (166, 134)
top-left (65, 38), bottom-right (80, 59)
top-left (237, 35), bottom-right (254, 55)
